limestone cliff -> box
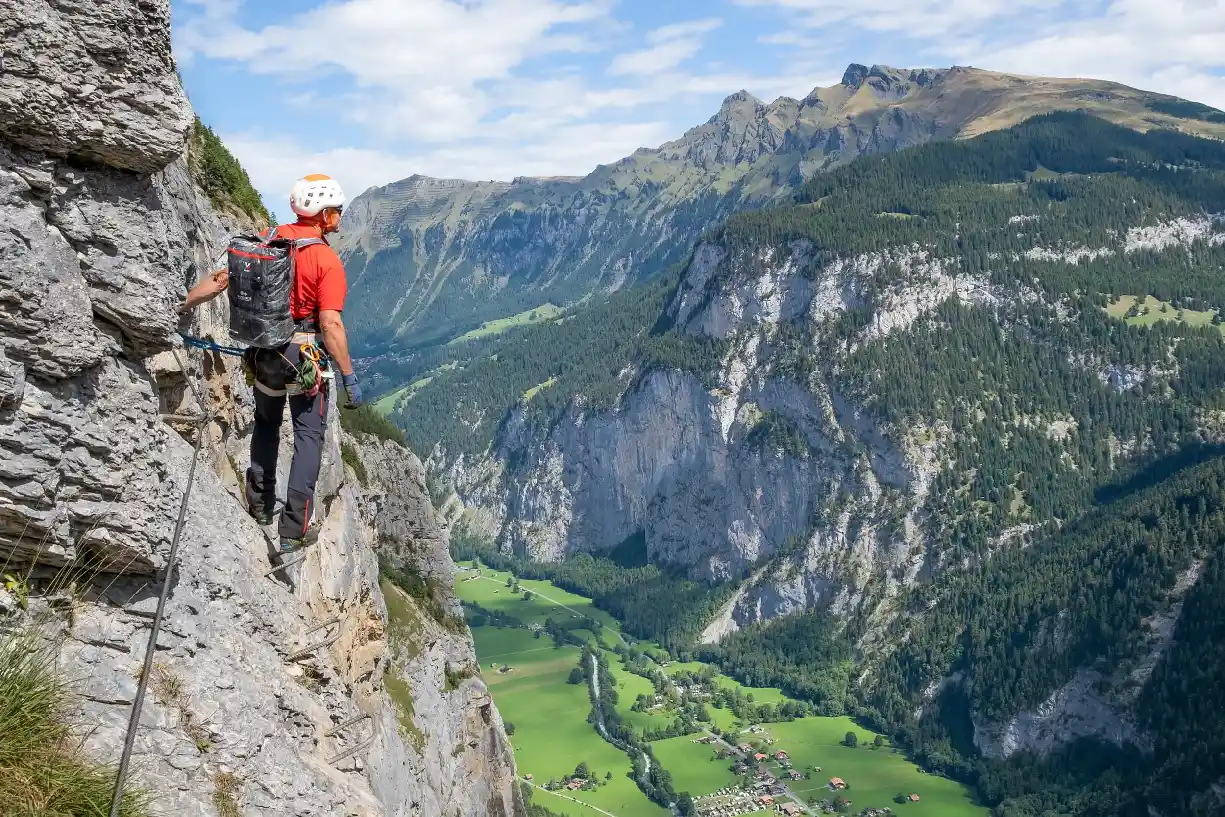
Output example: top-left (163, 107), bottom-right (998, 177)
top-left (0, 2), bottom-right (519, 814)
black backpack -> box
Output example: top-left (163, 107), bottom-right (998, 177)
top-left (226, 229), bottom-right (324, 348)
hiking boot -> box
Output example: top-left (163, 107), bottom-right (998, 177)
top-left (248, 502), bottom-right (276, 527)
top-left (278, 524), bottom-right (320, 554)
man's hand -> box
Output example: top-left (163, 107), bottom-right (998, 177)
top-left (177, 268), bottom-right (229, 314)
top-left (342, 372), bottom-right (363, 409)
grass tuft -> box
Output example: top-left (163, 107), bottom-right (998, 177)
top-left (0, 624), bottom-right (151, 816)
top-left (212, 771), bottom-right (243, 817)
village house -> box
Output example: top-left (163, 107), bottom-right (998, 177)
top-left (566, 779), bottom-right (583, 791)
top-left (758, 796), bottom-right (775, 807)
top-left (776, 803), bottom-right (803, 817)
top-left (829, 777), bottom-right (847, 790)
top-left (775, 750), bottom-right (789, 761)
top-left (523, 774), bottom-right (533, 781)
top-left (788, 771), bottom-right (803, 781)
top-left (739, 743), bottom-right (754, 753)
top-left (754, 752), bottom-right (769, 761)
top-left (909, 794), bottom-right (920, 802)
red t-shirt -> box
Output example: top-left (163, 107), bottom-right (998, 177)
top-left (273, 222), bottom-right (347, 321)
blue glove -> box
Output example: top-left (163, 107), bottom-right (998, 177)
top-left (342, 372), bottom-right (363, 409)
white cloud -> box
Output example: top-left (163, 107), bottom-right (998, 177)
top-left (747, 0), bottom-right (1225, 109)
top-left (227, 118), bottom-right (674, 210)
top-left (177, 0), bottom-right (610, 142)
top-left (735, 0), bottom-right (1063, 38)
top-left (608, 18), bottom-right (723, 77)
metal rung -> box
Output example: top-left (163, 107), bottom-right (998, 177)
top-left (304, 616), bottom-right (341, 637)
top-left (286, 633), bottom-right (341, 663)
top-left (327, 735), bottom-right (376, 766)
top-left (160, 412), bottom-right (208, 423)
top-left (325, 713), bottom-right (371, 738)
top-left (265, 551), bottom-right (309, 578)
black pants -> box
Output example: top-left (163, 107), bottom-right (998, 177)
top-left (244, 344), bottom-right (328, 539)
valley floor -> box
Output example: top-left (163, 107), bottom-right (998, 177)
top-left (453, 564), bottom-right (985, 817)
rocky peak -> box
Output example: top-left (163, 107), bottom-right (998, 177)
top-left (719, 89), bottom-right (765, 114)
top-left (841, 63), bottom-right (872, 88)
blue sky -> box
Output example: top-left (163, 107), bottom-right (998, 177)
top-left (173, 0), bottom-right (1225, 216)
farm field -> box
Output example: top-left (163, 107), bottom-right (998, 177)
top-left (467, 623), bottom-right (666, 817)
top-left (650, 735), bottom-right (740, 796)
top-left (760, 720), bottom-right (985, 817)
top-left (454, 565), bottom-right (985, 817)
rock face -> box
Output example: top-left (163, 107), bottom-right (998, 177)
top-left (0, 2), bottom-right (520, 815)
top-left (455, 242), bottom-right (976, 620)
top-left (0, 0), bottom-right (191, 173)
top-left (339, 63), bottom-right (1225, 352)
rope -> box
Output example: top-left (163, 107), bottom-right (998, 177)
top-left (108, 347), bottom-right (207, 817)
top-left (178, 331), bottom-right (247, 357)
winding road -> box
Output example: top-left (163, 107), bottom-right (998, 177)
top-left (528, 781), bottom-right (619, 817)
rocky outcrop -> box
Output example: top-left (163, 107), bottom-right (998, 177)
top-left (0, 2), bottom-right (519, 815)
top-left (0, 0), bottom-right (191, 173)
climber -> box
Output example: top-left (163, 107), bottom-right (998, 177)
top-left (177, 174), bottom-right (363, 551)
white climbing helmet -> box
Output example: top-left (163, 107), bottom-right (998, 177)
top-left (289, 174), bottom-right (345, 218)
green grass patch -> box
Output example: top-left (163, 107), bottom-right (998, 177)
top-left (450, 304), bottom-right (564, 345)
top-left (372, 375), bottom-right (436, 416)
top-left (756, 719), bottom-right (986, 816)
top-left (382, 578), bottom-right (426, 662)
top-left (340, 440), bottom-right (368, 485)
top-left (456, 568), bottom-right (624, 640)
top-left (383, 667), bottom-right (425, 752)
top-left (0, 626), bottom-right (151, 816)
top-left (523, 377), bottom-right (558, 402)
top-left (1105, 294), bottom-right (1223, 334)
top-left (650, 734), bottom-right (741, 795)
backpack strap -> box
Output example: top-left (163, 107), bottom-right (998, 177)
top-left (292, 237), bottom-right (326, 249)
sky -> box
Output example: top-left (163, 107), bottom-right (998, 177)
top-left (173, 0), bottom-right (1225, 216)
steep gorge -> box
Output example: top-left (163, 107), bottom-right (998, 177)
top-left (0, 2), bottom-right (519, 815)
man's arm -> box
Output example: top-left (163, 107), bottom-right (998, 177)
top-left (176, 269), bottom-right (228, 314)
top-left (318, 309), bottom-right (354, 376)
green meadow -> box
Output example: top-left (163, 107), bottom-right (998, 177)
top-left (1105, 294), bottom-right (1224, 334)
top-left (449, 303), bottom-right (564, 344)
top-left (454, 565), bottom-right (985, 816)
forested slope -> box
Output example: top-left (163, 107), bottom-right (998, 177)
top-left (404, 112), bottom-right (1225, 815)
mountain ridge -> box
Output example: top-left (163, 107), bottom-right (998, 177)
top-left (339, 63), bottom-right (1225, 357)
